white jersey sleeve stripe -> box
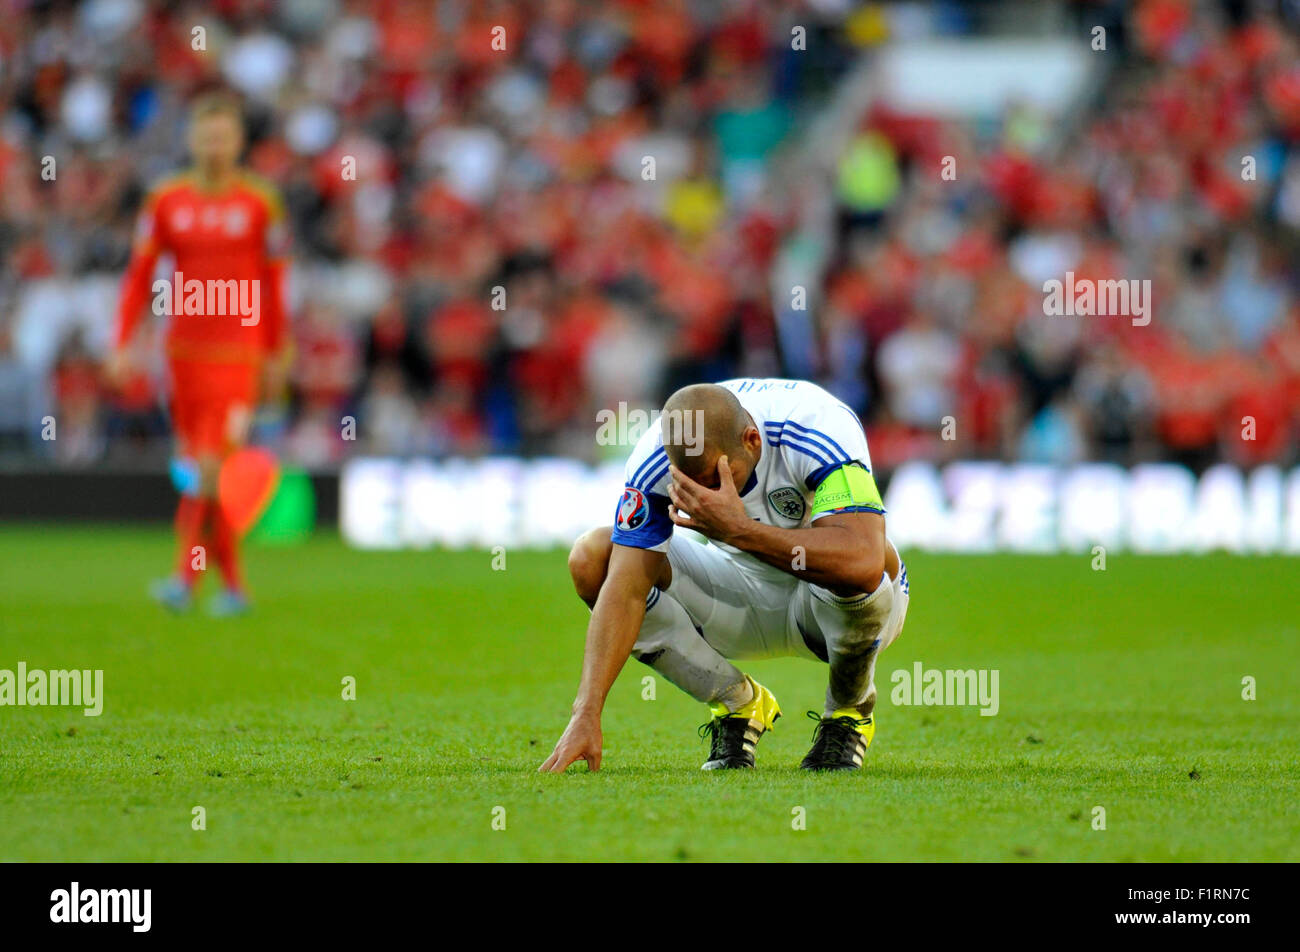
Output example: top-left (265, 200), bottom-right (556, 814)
top-left (764, 423), bottom-right (849, 467)
top-left (640, 457), bottom-right (671, 491)
top-left (630, 446), bottom-right (667, 489)
top-left (777, 419), bottom-right (852, 460)
top-left (765, 431), bottom-right (834, 467)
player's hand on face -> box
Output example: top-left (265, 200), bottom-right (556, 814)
top-left (538, 710), bottom-right (603, 773)
top-left (667, 456), bottom-right (748, 543)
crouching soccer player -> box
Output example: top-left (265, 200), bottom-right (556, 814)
top-left (540, 378), bottom-right (909, 773)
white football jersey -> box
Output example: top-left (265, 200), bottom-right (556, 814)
top-left (610, 378), bottom-right (881, 558)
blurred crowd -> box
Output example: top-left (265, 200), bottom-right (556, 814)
top-left (1, 0), bottom-right (1298, 472)
top-left (830, 0), bottom-right (1300, 473)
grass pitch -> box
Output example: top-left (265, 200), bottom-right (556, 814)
top-left (0, 526), bottom-right (1296, 862)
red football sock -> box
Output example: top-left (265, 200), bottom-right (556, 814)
top-left (174, 494), bottom-right (209, 589)
top-left (211, 501), bottom-right (243, 593)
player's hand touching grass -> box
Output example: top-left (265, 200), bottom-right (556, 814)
top-left (667, 457), bottom-right (749, 544)
top-left (539, 710), bottom-right (602, 773)
top-left (541, 542), bottom-right (664, 773)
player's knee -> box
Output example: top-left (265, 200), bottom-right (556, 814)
top-left (819, 576), bottom-right (895, 652)
top-left (568, 527), bottom-right (613, 608)
top-left (827, 550), bottom-right (886, 600)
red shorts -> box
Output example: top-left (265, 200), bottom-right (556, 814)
top-left (169, 360), bottom-right (259, 457)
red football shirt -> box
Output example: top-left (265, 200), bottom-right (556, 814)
top-left (116, 171), bottom-right (289, 365)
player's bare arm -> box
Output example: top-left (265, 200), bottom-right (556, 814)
top-left (667, 457), bottom-right (892, 597)
top-left (539, 543), bottom-right (667, 773)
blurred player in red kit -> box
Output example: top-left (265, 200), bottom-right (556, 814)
top-left (109, 92), bottom-right (291, 615)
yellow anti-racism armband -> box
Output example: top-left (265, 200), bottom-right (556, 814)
top-left (811, 464), bottom-right (884, 517)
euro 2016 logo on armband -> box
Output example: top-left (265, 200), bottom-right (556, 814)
top-left (616, 487), bottom-right (649, 531)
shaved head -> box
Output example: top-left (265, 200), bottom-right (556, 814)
top-left (660, 384), bottom-right (754, 483)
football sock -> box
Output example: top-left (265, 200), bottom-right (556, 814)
top-left (817, 570), bottom-right (896, 716)
top-left (633, 586), bottom-right (748, 708)
top-left (211, 501), bottom-right (243, 593)
top-left (174, 494), bottom-right (208, 589)
top-left (714, 676), bottom-right (755, 715)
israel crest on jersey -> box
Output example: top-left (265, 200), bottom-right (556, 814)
top-left (767, 486), bottom-right (805, 521)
